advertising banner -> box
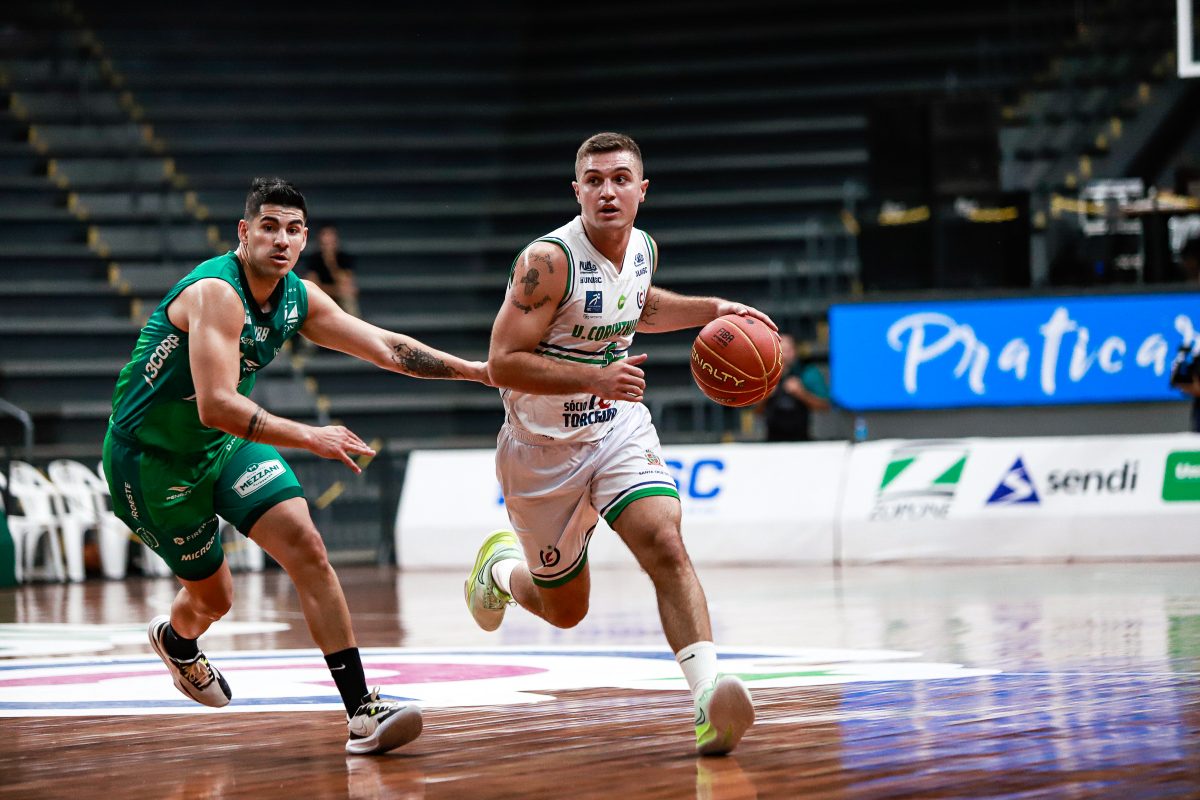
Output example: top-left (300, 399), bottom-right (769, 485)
top-left (829, 293), bottom-right (1200, 410)
top-left (395, 442), bottom-right (848, 568)
top-left (838, 434), bottom-right (1200, 562)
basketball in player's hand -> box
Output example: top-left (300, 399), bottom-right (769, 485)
top-left (690, 314), bottom-right (783, 407)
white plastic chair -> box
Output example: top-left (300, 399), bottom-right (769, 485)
top-left (6, 461), bottom-right (67, 582)
top-left (48, 459), bottom-right (132, 581)
top-left (95, 460), bottom-right (173, 578)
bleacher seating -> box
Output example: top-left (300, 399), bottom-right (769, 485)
top-left (0, 0), bottom-right (1186, 556)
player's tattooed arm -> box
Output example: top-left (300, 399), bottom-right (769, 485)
top-left (638, 289), bottom-right (663, 328)
top-left (246, 404), bottom-right (268, 442)
top-left (511, 262), bottom-right (552, 314)
top-left (391, 341), bottom-right (462, 378)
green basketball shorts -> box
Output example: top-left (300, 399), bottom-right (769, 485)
top-left (103, 427), bottom-right (304, 581)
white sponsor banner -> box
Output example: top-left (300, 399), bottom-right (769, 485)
top-left (396, 442), bottom-right (847, 568)
top-left (839, 433), bottom-right (1200, 562)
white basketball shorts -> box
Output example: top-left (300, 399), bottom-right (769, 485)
top-left (496, 402), bottom-right (679, 587)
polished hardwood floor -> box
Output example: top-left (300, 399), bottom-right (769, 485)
top-left (1, 562), bottom-right (1198, 799)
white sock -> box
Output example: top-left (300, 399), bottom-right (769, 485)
top-left (490, 558), bottom-right (520, 595)
top-left (675, 641), bottom-right (719, 699)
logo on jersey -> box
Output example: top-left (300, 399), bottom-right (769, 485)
top-left (561, 396), bottom-right (616, 428)
top-left (986, 457), bottom-right (1040, 505)
top-left (617, 294), bottom-right (627, 310)
top-left (233, 460), bottom-right (285, 498)
top-left (142, 333), bottom-right (181, 388)
top-left (579, 260), bottom-right (599, 273)
top-left (584, 291), bottom-right (603, 316)
top-left (634, 253), bottom-right (645, 267)
top-left (637, 290), bottom-right (646, 309)
top-left (283, 303), bottom-right (300, 334)
top-left (645, 450), bottom-right (662, 466)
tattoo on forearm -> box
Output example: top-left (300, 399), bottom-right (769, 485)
top-left (247, 405), bottom-right (268, 442)
top-left (391, 341), bottom-right (460, 378)
top-left (519, 267), bottom-right (541, 296)
top-left (511, 294), bottom-right (552, 315)
top-left (640, 293), bottom-right (661, 326)
top-left (530, 252), bottom-right (554, 274)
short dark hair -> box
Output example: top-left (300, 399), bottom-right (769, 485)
top-left (244, 177), bottom-right (307, 220)
top-left (575, 132), bottom-right (643, 178)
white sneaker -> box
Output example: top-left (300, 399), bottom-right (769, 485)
top-left (346, 688), bottom-right (423, 755)
top-left (695, 675), bottom-right (754, 756)
top-left (147, 615), bottom-right (231, 708)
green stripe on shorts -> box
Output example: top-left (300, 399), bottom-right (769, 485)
top-left (603, 485), bottom-right (681, 526)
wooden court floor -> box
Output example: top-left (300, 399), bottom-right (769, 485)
top-left (1, 562), bottom-right (1198, 799)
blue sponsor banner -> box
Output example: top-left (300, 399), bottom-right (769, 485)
top-left (829, 293), bottom-right (1200, 410)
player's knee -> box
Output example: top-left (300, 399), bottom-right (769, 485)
top-left (638, 524), bottom-right (690, 574)
top-left (193, 590), bottom-right (233, 620)
top-left (543, 600), bottom-right (588, 629)
top-left (281, 527), bottom-right (332, 573)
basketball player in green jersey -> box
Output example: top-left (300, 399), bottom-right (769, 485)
top-left (467, 133), bottom-right (774, 755)
top-left (104, 177), bottom-right (489, 755)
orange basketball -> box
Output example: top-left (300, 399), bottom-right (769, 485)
top-left (690, 314), bottom-right (783, 407)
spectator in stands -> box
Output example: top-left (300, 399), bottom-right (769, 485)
top-left (467, 132), bottom-right (769, 756)
top-left (103, 177), bottom-right (489, 755)
top-left (757, 333), bottom-right (831, 441)
top-left (305, 223), bottom-right (360, 317)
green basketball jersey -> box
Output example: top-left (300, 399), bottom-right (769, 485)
top-left (109, 251), bottom-right (309, 458)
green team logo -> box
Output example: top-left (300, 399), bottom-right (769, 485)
top-left (870, 444), bottom-right (968, 522)
top-left (617, 294), bottom-right (627, 309)
top-left (1162, 451), bottom-right (1200, 501)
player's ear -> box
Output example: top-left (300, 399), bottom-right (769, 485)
top-left (237, 218), bottom-right (249, 245)
top-left (639, 178), bottom-right (649, 202)
top-left (572, 181), bottom-right (581, 204)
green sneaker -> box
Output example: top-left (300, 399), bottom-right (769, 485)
top-left (464, 529), bottom-right (521, 632)
top-left (695, 674), bottom-right (754, 756)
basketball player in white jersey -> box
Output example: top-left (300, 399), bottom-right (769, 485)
top-left (468, 132), bottom-right (774, 755)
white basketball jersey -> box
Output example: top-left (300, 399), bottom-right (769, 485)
top-left (501, 216), bottom-right (657, 443)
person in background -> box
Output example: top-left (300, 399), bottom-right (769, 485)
top-left (305, 223), bottom-right (361, 318)
top-left (1172, 234), bottom-right (1200, 431)
top-left (758, 333), bottom-right (831, 442)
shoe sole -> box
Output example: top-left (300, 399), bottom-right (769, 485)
top-left (345, 705), bottom-right (424, 755)
top-left (147, 615), bottom-right (230, 709)
top-left (465, 530), bottom-right (517, 632)
top-left (697, 676), bottom-right (755, 756)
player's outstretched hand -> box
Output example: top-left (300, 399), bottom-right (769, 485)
top-left (310, 425), bottom-right (376, 473)
top-left (716, 301), bottom-right (778, 331)
top-left (594, 352), bottom-right (648, 402)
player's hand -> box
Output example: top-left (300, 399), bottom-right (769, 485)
top-left (593, 353), bottom-right (648, 402)
top-left (309, 425), bottom-right (375, 473)
top-left (716, 300), bottom-right (778, 331)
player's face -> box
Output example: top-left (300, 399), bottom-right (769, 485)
top-left (238, 204), bottom-right (308, 278)
top-left (573, 150), bottom-right (648, 231)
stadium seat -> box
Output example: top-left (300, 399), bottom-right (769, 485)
top-left (47, 459), bottom-right (132, 581)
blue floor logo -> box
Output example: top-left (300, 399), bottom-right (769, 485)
top-left (987, 457), bottom-right (1040, 505)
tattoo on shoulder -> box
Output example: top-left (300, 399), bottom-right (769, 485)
top-left (392, 341), bottom-right (460, 378)
top-left (511, 294), bottom-right (552, 315)
top-left (519, 267), bottom-right (541, 296)
top-left (247, 405), bottom-right (268, 442)
top-left (530, 251), bottom-right (554, 274)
